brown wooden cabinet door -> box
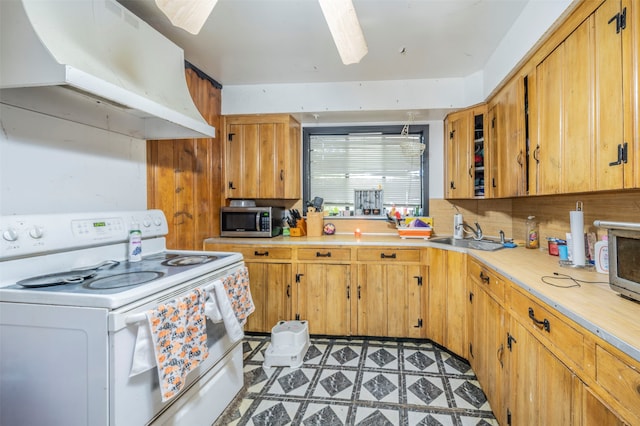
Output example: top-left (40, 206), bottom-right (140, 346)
top-left (594, 0), bottom-right (626, 190)
top-left (386, 264), bottom-right (423, 338)
top-left (296, 263), bottom-right (350, 336)
top-left (426, 247), bottom-right (446, 345)
top-left (244, 261), bottom-right (292, 332)
top-left (536, 43), bottom-right (563, 195)
top-left (444, 250), bottom-right (467, 356)
top-left (445, 111), bottom-right (472, 199)
top-left (493, 78), bottom-right (527, 197)
top-left (356, 263), bottom-right (387, 336)
top-left (508, 319), bottom-right (577, 425)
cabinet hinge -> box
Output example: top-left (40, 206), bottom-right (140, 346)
top-left (295, 273), bottom-right (304, 283)
top-left (608, 7), bottom-right (627, 33)
top-left (449, 130), bottom-right (455, 139)
top-left (507, 333), bottom-right (517, 352)
top-left (295, 313), bottom-right (300, 321)
top-left (414, 276), bottom-right (423, 286)
top-left (228, 133), bottom-right (235, 141)
top-left (414, 318), bottom-right (423, 328)
top-left (507, 409), bottom-right (512, 426)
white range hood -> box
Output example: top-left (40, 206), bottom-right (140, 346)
top-left (0, 0), bottom-right (215, 140)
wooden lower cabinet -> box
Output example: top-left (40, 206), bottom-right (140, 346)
top-left (356, 262), bottom-right (424, 338)
top-left (426, 248), bottom-right (467, 357)
top-left (507, 318), bottom-right (581, 425)
top-left (243, 261), bottom-right (292, 333)
top-left (295, 262), bottom-right (350, 336)
top-left (582, 385), bottom-right (626, 425)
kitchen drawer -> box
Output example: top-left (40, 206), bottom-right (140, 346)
top-left (297, 248), bottom-right (351, 261)
top-left (234, 246), bottom-right (292, 260)
top-left (510, 287), bottom-right (584, 367)
top-left (595, 344), bottom-right (640, 423)
top-left (468, 258), bottom-right (504, 302)
top-left (357, 248), bottom-right (421, 263)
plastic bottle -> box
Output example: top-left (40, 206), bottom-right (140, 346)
top-left (526, 216), bottom-right (539, 249)
top-left (129, 227), bottom-right (142, 262)
top-left (594, 235), bottom-right (609, 274)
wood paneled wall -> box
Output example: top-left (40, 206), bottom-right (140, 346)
top-left (147, 68), bottom-right (222, 250)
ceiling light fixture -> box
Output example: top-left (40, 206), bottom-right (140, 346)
top-left (318, 0), bottom-right (368, 65)
top-left (155, 0), bottom-right (218, 35)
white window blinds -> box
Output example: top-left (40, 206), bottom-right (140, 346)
top-left (309, 134), bottom-right (424, 208)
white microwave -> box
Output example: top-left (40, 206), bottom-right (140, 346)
top-left (595, 220), bottom-right (640, 302)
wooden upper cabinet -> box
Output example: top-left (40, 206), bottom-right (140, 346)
top-left (444, 105), bottom-right (487, 199)
top-left (489, 77), bottom-right (527, 198)
top-left (224, 114), bottom-right (301, 200)
top-left (529, 0), bottom-right (637, 194)
top-left (532, 17), bottom-right (594, 195)
top-left (593, 0), bottom-right (640, 190)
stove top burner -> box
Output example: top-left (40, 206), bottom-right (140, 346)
top-left (84, 271), bottom-right (165, 290)
top-left (163, 255), bottom-right (217, 267)
top-left (17, 269), bottom-right (98, 288)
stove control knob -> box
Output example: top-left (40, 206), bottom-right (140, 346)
top-left (142, 217), bottom-right (151, 228)
top-left (3, 228), bottom-right (18, 242)
top-left (154, 217), bottom-right (162, 226)
top-left (29, 226), bottom-right (44, 239)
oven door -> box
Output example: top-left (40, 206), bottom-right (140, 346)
top-left (108, 264), bottom-right (244, 426)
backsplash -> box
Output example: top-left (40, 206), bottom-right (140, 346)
top-left (431, 190), bottom-right (640, 245)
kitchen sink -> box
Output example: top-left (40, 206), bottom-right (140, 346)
top-left (429, 236), bottom-right (505, 251)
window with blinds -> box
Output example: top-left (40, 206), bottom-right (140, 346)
top-left (303, 125), bottom-right (429, 216)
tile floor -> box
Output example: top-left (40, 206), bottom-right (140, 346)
top-left (215, 334), bottom-right (498, 426)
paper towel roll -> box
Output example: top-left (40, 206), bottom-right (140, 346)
top-left (570, 210), bottom-right (585, 266)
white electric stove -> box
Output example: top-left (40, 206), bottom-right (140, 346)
top-left (0, 210), bottom-right (246, 426)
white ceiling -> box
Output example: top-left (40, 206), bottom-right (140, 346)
top-left (118, 0), bottom-right (532, 122)
top-left (119, 0), bottom-right (530, 85)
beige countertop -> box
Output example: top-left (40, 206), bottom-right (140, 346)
top-left (204, 234), bottom-right (640, 362)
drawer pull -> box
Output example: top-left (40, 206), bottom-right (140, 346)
top-left (528, 307), bottom-right (550, 332)
top-left (254, 251), bottom-right (269, 256)
top-left (316, 251), bottom-right (332, 258)
top-left (380, 253), bottom-right (397, 259)
top-left (479, 271), bottom-right (490, 284)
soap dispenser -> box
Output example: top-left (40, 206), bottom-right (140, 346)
top-left (453, 214), bottom-right (464, 239)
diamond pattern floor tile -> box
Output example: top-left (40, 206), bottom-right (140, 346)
top-left (215, 335), bottom-right (497, 426)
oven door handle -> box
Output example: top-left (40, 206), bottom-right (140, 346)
top-left (125, 282), bottom-right (218, 326)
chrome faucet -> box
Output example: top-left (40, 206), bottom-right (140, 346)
top-left (459, 222), bottom-right (483, 241)
top-left (499, 230), bottom-right (505, 244)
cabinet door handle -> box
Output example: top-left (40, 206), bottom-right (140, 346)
top-left (254, 251), bottom-right (269, 256)
top-left (492, 178), bottom-right (496, 188)
top-left (533, 145), bottom-right (540, 163)
top-left (497, 344), bottom-right (504, 368)
top-left (286, 284), bottom-right (290, 298)
top-left (517, 150), bottom-right (523, 166)
top-left (280, 169), bottom-right (284, 181)
top-left (528, 307), bottom-right (550, 332)
top-left (316, 251), bottom-right (332, 258)
top-left (380, 253), bottom-right (397, 259)
top-left (357, 285), bottom-right (361, 299)
top-left (479, 271), bottom-right (490, 284)
top-left (346, 285), bottom-right (350, 299)
top-left (468, 165), bottom-right (473, 178)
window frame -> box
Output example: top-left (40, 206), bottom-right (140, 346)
top-left (302, 124), bottom-right (429, 216)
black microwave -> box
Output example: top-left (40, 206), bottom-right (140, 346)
top-left (595, 220), bottom-right (640, 302)
top-left (220, 207), bottom-right (283, 237)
